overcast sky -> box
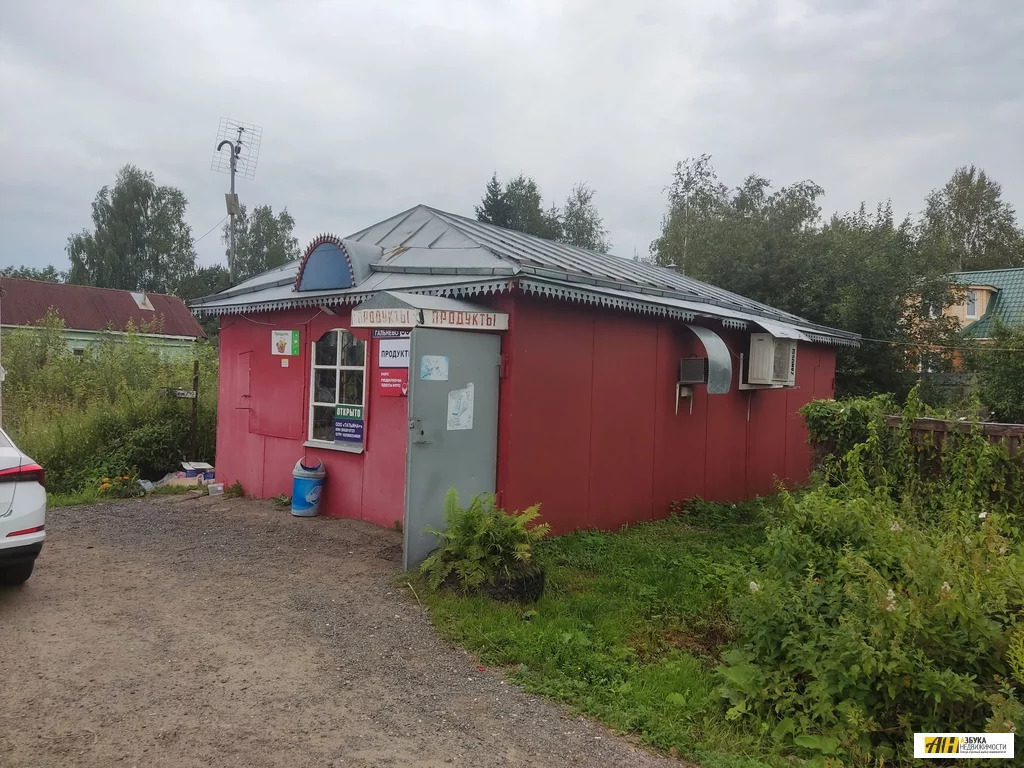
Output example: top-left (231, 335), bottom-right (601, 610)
top-left (1, 0), bottom-right (1021, 273)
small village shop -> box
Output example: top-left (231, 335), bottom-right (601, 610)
top-left (191, 205), bottom-right (858, 566)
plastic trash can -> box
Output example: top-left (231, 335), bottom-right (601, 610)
top-left (291, 457), bottom-right (326, 517)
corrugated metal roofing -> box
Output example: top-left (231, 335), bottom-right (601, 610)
top-left (954, 268), bottom-right (1024, 339)
top-left (191, 204), bottom-right (858, 345)
top-left (0, 277), bottom-right (206, 339)
top-left (353, 206), bottom-right (833, 328)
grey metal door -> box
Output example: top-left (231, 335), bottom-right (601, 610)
top-left (403, 328), bottom-right (501, 570)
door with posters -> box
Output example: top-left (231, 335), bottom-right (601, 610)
top-left (403, 328), bottom-right (500, 569)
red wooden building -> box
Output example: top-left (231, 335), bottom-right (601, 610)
top-left (191, 206), bottom-right (857, 566)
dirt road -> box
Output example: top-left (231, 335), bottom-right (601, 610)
top-left (0, 495), bottom-right (675, 768)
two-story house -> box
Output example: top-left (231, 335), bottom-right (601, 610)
top-left (946, 268), bottom-right (1024, 341)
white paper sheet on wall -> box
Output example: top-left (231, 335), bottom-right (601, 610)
top-left (446, 383), bottom-right (474, 430)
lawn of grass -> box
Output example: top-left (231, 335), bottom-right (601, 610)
top-left (421, 499), bottom-right (784, 768)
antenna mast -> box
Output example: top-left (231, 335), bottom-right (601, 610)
top-left (211, 118), bottom-right (262, 283)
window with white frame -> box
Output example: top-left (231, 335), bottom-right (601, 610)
top-left (308, 329), bottom-right (366, 443)
top-left (965, 289), bottom-right (978, 319)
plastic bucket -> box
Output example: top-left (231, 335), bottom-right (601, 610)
top-left (291, 457), bottom-right (326, 517)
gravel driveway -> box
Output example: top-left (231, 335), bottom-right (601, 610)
top-left (0, 494), bottom-right (677, 768)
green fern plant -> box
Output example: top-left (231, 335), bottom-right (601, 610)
top-left (420, 488), bottom-right (550, 592)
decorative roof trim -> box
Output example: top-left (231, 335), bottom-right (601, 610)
top-left (519, 279), bottom-right (697, 322)
top-left (193, 279), bottom-right (515, 317)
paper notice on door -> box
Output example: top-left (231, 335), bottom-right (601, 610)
top-left (420, 355), bottom-right (449, 381)
top-left (446, 382), bottom-right (474, 430)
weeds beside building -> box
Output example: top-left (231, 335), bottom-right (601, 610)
top-left (1, 311), bottom-right (216, 495)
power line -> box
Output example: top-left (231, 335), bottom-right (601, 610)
top-left (195, 216), bottom-right (228, 245)
top-left (855, 335), bottom-right (1024, 354)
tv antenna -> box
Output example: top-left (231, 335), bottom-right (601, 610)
top-left (211, 118), bottom-right (263, 282)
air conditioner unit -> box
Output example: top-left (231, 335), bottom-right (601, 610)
top-left (678, 357), bottom-right (709, 385)
top-left (748, 333), bottom-right (797, 386)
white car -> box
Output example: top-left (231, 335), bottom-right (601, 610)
top-left (0, 428), bottom-right (45, 586)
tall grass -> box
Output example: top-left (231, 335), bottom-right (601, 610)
top-left (2, 311), bottom-right (217, 494)
top-left (421, 499), bottom-right (780, 768)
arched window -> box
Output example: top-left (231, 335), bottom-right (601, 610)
top-left (308, 329), bottom-right (366, 443)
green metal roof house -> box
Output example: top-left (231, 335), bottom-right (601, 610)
top-left (950, 268), bottom-right (1024, 339)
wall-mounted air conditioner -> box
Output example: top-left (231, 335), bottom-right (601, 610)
top-left (747, 333), bottom-right (797, 387)
top-left (678, 357), bottom-right (709, 385)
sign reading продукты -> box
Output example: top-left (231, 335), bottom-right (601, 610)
top-left (377, 335), bottom-right (411, 397)
top-left (352, 307), bottom-right (508, 330)
top-left (272, 330), bottom-right (299, 356)
top-left (334, 404), bottom-right (365, 443)
top-left (378, 338), bottom-right (411, 368)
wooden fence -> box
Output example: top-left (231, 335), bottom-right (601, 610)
top-left (884, 416), bottom-right (1024, 457)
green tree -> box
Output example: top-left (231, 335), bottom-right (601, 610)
top-left (921, 165), bottom-right (1023, 271)
top-left (654, 158), bottom-right (824, 312)
top-left (474, 173), bottom-right (561, 241)
top-left (968, 321), bottom-right (1024, 422)
top-left (223, 204), bottom-right (300, 282)
top-left (176, 265), bottom-right (231, 302)
top-left (0, 264), bottom-right (65, 282)
top-left (651, 156), bottom-right (961, 397)
top-left (560, 183), bottom-right (610, 253)
top-left (812, 205), bottom-right (960, 396)
top-left (650, 154), bottom-right (727, 273)
top-left (475, 173), bottom-right (510, 228)
top-left (67, 165), bottom-right (196, 294)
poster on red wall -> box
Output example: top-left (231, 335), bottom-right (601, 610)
top-left (379, 368), bottom-right (409, 397)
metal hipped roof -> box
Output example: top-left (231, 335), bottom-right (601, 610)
top-left (189, 204), bottom-right (859, 346)
top-left (952, 267), bottom-right (1024, 339)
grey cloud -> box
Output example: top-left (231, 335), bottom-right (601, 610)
top-left (1, 0), bottom-right (1021, 273)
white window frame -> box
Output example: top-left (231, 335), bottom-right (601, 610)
top-left (307, 328), bottom-right (367, 449)
top-left (965, 289), bottom-right (978, 319)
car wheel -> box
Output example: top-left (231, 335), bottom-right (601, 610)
top-left (0, 562), bottom-right (34, 586)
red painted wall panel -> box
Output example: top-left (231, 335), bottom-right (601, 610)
top-left (249, 311), bottom-right (309, 440)
top-left (498, 298), bottom-right (838, 532)
top-left (783, 346), bottom-right (821, 484)
top-left (498, 299), bottom-right (594, 533)
top-left (215, 307), bottom-right (405, 523)
top-left (215, 292), bottom-right (838, 535)
top-left (652, 321), bottom-right (708, 518)
top-left (745, 389), bottom-right (789, 497)
top-left (587, 314), bottom-right (659, 529)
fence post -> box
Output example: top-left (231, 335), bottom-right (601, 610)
top-left (191, 359), bottom-right (199, 458)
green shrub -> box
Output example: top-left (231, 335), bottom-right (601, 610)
top-left (1, 311), bottom-right (217, 495)
top-left (799, 393), bottom-right (896, 468)
top-left (721, 390), bottom-right (1024, 765)
top-left (420, 489), bottom-right (550, 592)
top-left (967, 320), bottom-right (1024, 423)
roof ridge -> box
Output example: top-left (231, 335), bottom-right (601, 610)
top-left (951, 266), bottom-right (1024, 276)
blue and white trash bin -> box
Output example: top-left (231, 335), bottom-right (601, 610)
top-left (291, 457), bottom-right (326, 517)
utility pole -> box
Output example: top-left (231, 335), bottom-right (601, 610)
top-left (217, 128), bottom-right (242, 283)
top-left (211, 119), bottom-right (262, 285)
